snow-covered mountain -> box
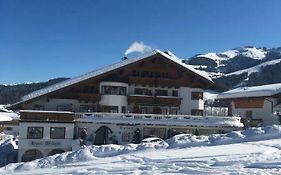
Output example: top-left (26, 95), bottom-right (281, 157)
top-left (188, 46), bottom-right (281, 90)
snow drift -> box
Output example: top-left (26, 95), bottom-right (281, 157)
top-left (2, 125), bottom-right (281, 173)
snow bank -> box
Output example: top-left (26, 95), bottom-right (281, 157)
top-left (3, 125), bottom-right (281, 173)
top-left (3, 142), bottom-right (168, 172)
top-left (168, 125), bottom-right (281, 148)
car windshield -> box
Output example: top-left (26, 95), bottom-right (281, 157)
top-left (142, 137), bottom-right (163, 143)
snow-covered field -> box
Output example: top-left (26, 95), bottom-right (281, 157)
top-left (2, 126), bottom-right (281, 174)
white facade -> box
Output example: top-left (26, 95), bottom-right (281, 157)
top-left (18, 122), bottom-right (74, 162)
top-left (217, 83), bottom-right (281, 126)
top-left (179, 87), bottom-right (204, 115)
top-left (231, 98), bottom-right (279, 126)
top-left (99, 82), bottom-right (129, 113)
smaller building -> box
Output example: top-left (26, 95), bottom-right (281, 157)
top-left (0, 108), bottom-right (19, 135)
top-left (217, 83), bottom-right (281, 127)
top-left (18, 111), bottom-right (75, 162)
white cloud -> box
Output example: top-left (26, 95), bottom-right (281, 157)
top-left (124, 41), bottom-right (153, 55)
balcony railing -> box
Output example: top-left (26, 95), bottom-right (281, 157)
top-left (128, 95), bottom-right (181, 106)
top-left (74, 112), bottom-right (243, 128)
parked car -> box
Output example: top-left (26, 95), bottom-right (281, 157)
top-left (141, 137), bottom-right (164, 143)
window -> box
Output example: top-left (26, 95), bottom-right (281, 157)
top-left (161, 108), bottom-right (168, 115)
top-left (50, 127), bottom-right (65, 139)
top-left (191, 109), bottom-right (203, 116)
top-left (102, 86), bottom-right (126, 95)
top-left (155, 89), bottom-right (168, 96)
top-left (134, 88), bottom-right (152, 96)
top-left (27, 127), bottom-right (43, 139)
top-left (172, 90), bottom-right (178, 97)
top-left (101, 105), bottom-right (118, 113)
top-left (82, 86), bottom-right (96, 93)
top-left (191, 92), bottom-right (203, 100)
top-left (122, 106), bottom-right (126, 113)
top-left (121, 132), bottom-right (131, 142)
top-left (140, 107), bottom-right (148, 114)
top-left (170, 108), bottom-right (178, 115)
top-left (132, 70), bottom-right (169, 78)
top-left (57, 105), bottom-right (66, 111)
top-left (33, 105), bottom-right (45, 110)
top-left (80, 105), bottom-right (95, 112)
top-left (245, 111), bottom-right (253, 119)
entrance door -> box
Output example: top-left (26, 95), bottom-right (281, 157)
top-left (94, 126), bottom-right (112, 145)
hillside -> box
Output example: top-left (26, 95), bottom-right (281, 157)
top-left (0, 78), bottom-right (69, 105)
top-left (188, 46), bottom-right (281, 91)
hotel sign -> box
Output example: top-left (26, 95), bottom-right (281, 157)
top-left (29, 140), bottom-right (62, 147)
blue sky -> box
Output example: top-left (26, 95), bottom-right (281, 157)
top-left (1, 0), bottom-right (281, 84)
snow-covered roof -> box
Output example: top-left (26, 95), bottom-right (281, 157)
top-left (0, 112), bottom-right (19, 122)
top-left (217, 83), bottom-right (281, 99)
top-left (10, 50), bottom-right (213, 108)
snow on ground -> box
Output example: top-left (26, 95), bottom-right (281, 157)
top-left (2, 126), bottom-right (281, 174)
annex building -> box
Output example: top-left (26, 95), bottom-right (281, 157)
top-left (217, 83), bottom-right (281, 127)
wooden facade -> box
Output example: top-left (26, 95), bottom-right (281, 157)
top-left (233, 98), bottom-right (265, 108)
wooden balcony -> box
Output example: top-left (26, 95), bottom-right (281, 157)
top-left (78, 93), bottom-right (101, 102)
top-left (128, 95), bottom-right (181, 106)
top-left (128, 76), bottom-right (155, 86)
top-left (129, 76), bottom-right (183, 87)
top-left (155, 97), bottom-right (181, 106)
top-left (20, 110), bottom-right (75, 122)
top-left (128, 96), bottom-right (154, 104)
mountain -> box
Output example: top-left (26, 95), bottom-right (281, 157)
top-left (187, 46), bottom-right (281, 91)
top-left (0, 78), bottom-right (69, 105)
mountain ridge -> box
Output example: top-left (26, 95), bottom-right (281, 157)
top-left (187, 46), bottom-right (281, 91)
top-left (0, 78), bottom-right (69, 104)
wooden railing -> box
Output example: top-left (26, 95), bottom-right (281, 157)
top-left (128, 95), bottom-right (181, 106)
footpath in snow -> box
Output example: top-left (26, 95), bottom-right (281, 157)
top-left (2, 125), bottom-right (281, 174)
